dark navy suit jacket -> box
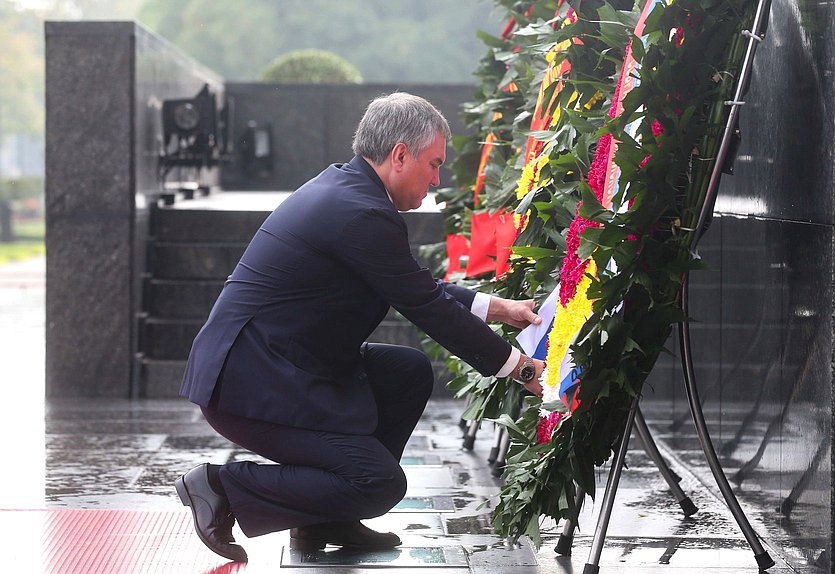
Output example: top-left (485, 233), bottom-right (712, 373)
top-left (180, 156), bottom-right (512, 433)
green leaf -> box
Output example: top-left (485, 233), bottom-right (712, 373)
top-left (491, 414), bottom-right (529, 442)
top-left (516, 189), bottom-right (537, 215)
top-left (578, 182), bottom-right (612, 221)
top-left (511, 246), bottom-right (561, 259)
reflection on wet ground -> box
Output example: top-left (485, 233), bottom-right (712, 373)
top-left (0, 258), bottom-right (827, 572)
top-left (1, 397), bottom-right (820, 573)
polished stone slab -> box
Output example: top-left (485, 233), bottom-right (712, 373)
top-left (394, 496), bottom-right (455, 513)
top-left (0, 392), bottom-right (825, 572)
top-left (405, 434), bottom-right (433, 451)
top-left (401, 455), bottom-right (443, 466)
top-left (403, 467), bottom-right (457, 489)
top-left (281, 546), bottom-right (469, 568)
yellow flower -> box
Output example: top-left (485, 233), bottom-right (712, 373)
top-left (585, 90), bottom-right (604, 109)
top-left (543, 261), bottom-right (597, 391)
top-left (515, 151), bottom-right (551, 200)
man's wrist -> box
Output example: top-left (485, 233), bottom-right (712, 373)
top-left (471, 292), bottom-right (491, 321)
top-left (506, 353), bottom-right (532, 382)
top-left (515, 357), bottom-right (536, 383)
top-left (495, 347), bottom-right (521, 378)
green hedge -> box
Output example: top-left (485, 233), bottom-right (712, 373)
top-left (262, 49), bottom-right (362, 84)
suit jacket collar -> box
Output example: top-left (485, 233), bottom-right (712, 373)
top-left (348, 155), bottom-right (389, 200)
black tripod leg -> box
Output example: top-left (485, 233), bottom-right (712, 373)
top-left (680, 274), bottom-right (774, 571)
top-left (555, 486), bottom-right (585, 556)
top-left (634, 408), bottom-right (698, 516)
top-left (582, 397), bottom-right (639, 574)
top-left (487, 425), bottom-right (503, 464)
top-left (779, 435), bottom-right (827, 516)
top-left (462, 419), bottom-right (478, 450)
top-left (491, 394), bottom-right (523, 476)
top-left (491, 428), bottom-right (511, 477)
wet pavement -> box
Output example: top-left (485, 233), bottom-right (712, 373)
top-left (0, 257), bottom-right (825, 572)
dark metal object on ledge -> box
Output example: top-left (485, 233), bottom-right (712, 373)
top-left (157, 84), bottom-right (235, 205)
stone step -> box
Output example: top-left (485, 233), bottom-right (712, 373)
top-left (145, 278), bottom-right (224, 319)
top-left (141, 317), bottom-right (203, 360)
top-left (149, 242), bottom-right (245, 280)
top-left (152, 206), bottom-right (444, 245)
top-left (138, 358), bottom-right (186, 398)
top-left (153, 208), bottom-right (268, 242)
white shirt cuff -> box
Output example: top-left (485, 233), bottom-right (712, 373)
top-left (471, 292), bottom-right (491, 321)
top-left (495, 347), bottom-right (521, 378)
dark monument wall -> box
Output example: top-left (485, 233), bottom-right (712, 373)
top-left (642, 1), bottom-right (833, 568)
top-left (45, 22), bottom-right (223, 397)
top-left (221, 83), bottom-right (476, 191)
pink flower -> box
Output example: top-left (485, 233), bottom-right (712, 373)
top-left (651, 119), bottom-right (664, 136)
top-left (560, 207), bottom-right (599, 306)
top-left (558, 47), bottom-right (629, 307)
top-left (537, 411), bottom-right (564, 444)
top-left (639, 120), bottom-right (665, 170)
top-left (587, 134), bottom-right (612, 200)
top-left (515, 213), bottom-right (528, 238)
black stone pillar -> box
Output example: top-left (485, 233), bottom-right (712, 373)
top-left (45, 22), bottom-right (223, 397)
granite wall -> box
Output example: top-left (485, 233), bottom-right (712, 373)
top-left (642, 1), bottom-right (834, 569)
top-left (45, 22), bottom-right (224, 397)
top-left (221, 83), bottom-right (476, 191)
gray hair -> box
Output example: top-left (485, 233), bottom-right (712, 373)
top-left (352, 92), bottom-right (451, 164)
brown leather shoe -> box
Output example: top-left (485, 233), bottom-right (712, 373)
top-left (289, 521), bottom-right (401, 551)
top-left (175, 464), bottom-right (248, 562)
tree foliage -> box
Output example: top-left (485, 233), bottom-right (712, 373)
top-left (0, 0), bottom-right (145, 138)
top-left (0, 1), bottom-right (45, 135)
top-left (137, 0), bottom-right (503, 82)
top-left (262, 49), bottom-right (362, 84)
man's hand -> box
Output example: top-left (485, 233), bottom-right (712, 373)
top-left (487, 296), bottom-right (542, 329)
top-left (523, 359), bottom-right (545, 396)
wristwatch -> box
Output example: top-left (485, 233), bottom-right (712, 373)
top-left (517, 358), bottom-right (536, 384)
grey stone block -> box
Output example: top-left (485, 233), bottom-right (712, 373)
top-left (153, 208), bottom-right (268, 242)
top-left (146, 279), bottom-right (223, 319)
top-left (142, 317), bottom-right (202, 360)
top-left (139, 359), bottom-right (186, 397)
top-left (151, 243), bottom-right (245, 280)
top-left (367, 321), bottom-right (423, 348)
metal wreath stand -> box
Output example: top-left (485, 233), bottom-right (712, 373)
top-left (553, 1), bottom-right (777, 572)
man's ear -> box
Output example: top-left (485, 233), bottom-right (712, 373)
top-left (391, 142), bottom-right (408, 171)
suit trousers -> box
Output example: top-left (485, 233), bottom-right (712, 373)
top-left (200, 343), bottom-right (435, 538)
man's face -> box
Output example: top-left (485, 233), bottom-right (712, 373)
top-left (389, 133), bottom-right (446, 211)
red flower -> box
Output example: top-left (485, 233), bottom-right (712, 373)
top-left (639, 119), bottom-right (665, 170)
top-left (558, 48), bottom-right (628, 307)
top-left (674, 27), bottom-right (685, 47)
top-left (560, 210), bottom-right (599, 306)
top-left (651, 119), bottom-right (664, 136)
top-left (537, 411), bottom-right (564, 444)
top-left (515, 213), bottom-right (528, 238)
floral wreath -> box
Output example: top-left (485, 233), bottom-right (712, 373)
top-left (435, 0), bottom-right (758, 545)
